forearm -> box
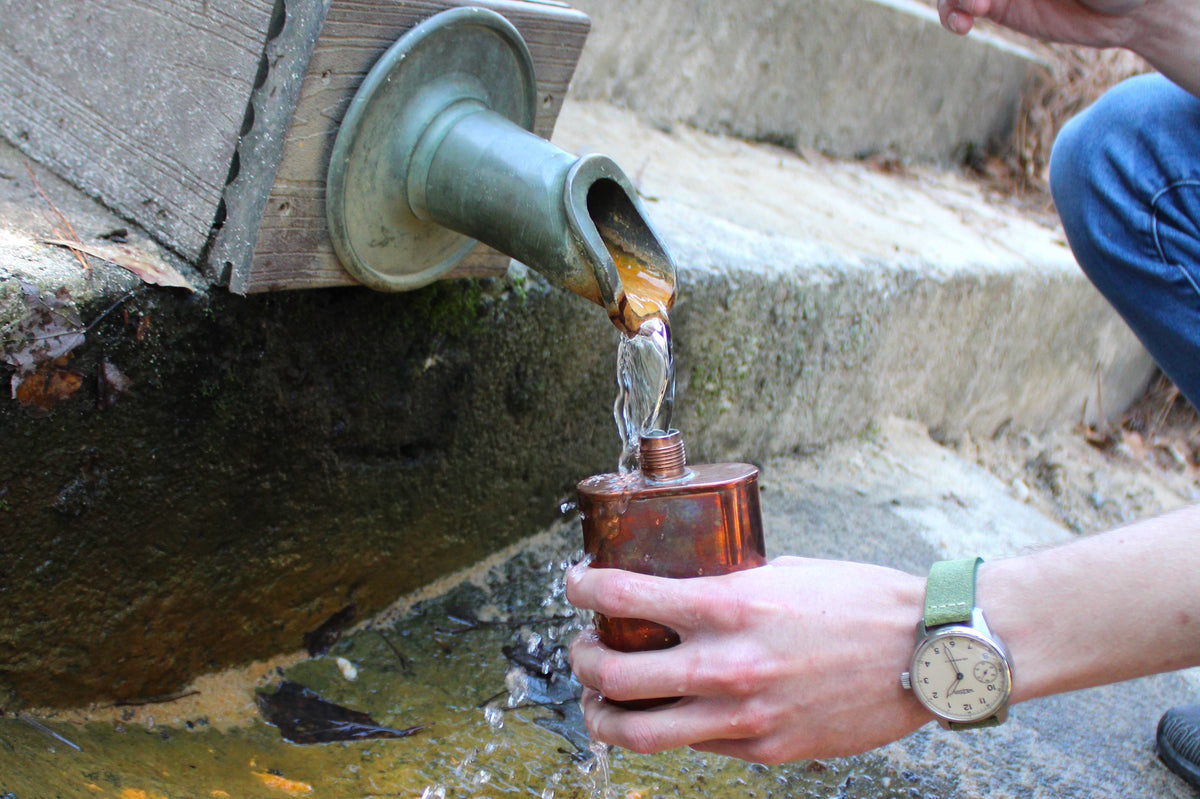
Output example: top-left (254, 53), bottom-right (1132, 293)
top-left (939, 0), bottom-right (1199, 96)
top-left (978, 504), bottom-right (1200, 705)
top-left (1125, 0), bottom-right (1200, 96)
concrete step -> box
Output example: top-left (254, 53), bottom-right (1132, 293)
top-left (566, 0), bottom-right (1043, 163)
top-left (0, 90), bottom-right (1153, 707)
top-left (551, 98), bottom-right (1152, 460)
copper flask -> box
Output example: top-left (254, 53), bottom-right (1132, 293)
top-left (576, 429), bottom-right (766, 706)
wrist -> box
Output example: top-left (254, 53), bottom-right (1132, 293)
top-left (974, 558), bottom-right (1039, 705)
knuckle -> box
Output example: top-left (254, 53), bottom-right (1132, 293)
top-left (745, 736), bottom-right (791, 766)
top-left (709, 652), bottom-right (772, 697)
top-left (592, 652), bottom-right (634, 699)
top-left (689, 581), bottom-right (768, 633)
top-left (594, 574), bottom-right (641, 617)
top-left (677, 649), bottom-right (716, 694)
top-left (725, 697), bottom-right (777, 739)
top-left (619, 715), bottom-right (664, 754)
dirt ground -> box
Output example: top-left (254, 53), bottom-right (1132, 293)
top-left (957, 372), bottom-right (1199, 535)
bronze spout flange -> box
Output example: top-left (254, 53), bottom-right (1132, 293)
top-left (325, 7), bottom-right (537, 291)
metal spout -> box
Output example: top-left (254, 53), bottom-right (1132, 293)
top-left (326, 7), bottom-right (676, 335)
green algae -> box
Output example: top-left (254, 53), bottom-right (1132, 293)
top-left (0, 272), bottom-right (620, 709)
top-left (0, 524), bottom-right (953, 799)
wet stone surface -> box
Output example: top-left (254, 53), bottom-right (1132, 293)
top-left (0, 271), bottom-right (622, 709)
top-left (0, 523), bottom-right (953, 799)
top-left (1, 419), bottom-right (1195, 798)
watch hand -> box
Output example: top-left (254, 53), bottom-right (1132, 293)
top-left (944, 649), bottom-right (966, 695)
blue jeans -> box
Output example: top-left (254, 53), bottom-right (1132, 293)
top-left (1049, 74), bottom-right (1200, 410)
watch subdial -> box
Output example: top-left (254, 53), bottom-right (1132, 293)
top-left (973, 660), bottom-right (1000, 685)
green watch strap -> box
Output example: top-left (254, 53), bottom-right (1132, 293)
top-left (924, 557), bottom-right (982, 627)
top-left (948, 715), bottom-right (1003, 731)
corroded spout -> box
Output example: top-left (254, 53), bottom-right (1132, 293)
top-left (326, 7), bottom-right (675, 334)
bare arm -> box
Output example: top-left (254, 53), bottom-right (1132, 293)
top-left (982, 504), bottom-right (1199, 703)
top-left (566, 505), bottom-right (1199, 763)
top-left (939, 0), bottom-right (1199, 96)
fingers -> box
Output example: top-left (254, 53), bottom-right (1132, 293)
top-left (937, 0), bottom-right (978, 33)
top-left (579, 687), bottom-right (771, 755)
top-left (570, 625), bottom-right (717, 703)
top-left (566, 562), bottom-right (727, 634)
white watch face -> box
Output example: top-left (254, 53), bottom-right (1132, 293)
top-left (909, 628), bottom-right (1010, 722)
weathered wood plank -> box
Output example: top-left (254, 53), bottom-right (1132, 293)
top-left (232, 0), bottom-right (590, 294)
top-left (0, 0), bottom-right (275, 261)
top-left (207, 0), bottom-right (332, 286)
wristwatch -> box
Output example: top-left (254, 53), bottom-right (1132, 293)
top-left (901, 558), bottom-right (1012, 729)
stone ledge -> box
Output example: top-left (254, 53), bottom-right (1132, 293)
top-left (566, 0), bottom-right (1043, 162)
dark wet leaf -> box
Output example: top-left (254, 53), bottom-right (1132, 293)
top-left (96, 358), bottom-right (133, 410)
top-left (303, 604), bottom-right (356, 657)
top-left (499, 642), bottom-right (587, 754)
top-left (256, 681), bottom-right (426, 745)
top-left (502, 643), bottom-right (572, 682)
top-left (2, 281), bottom-right (86, 400)
top-left (533, 707), bottom-right (589, 755)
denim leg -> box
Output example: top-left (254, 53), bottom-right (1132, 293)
top-left (1049, 73), bottom-right (1200, 410)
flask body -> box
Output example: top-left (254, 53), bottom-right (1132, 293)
top-left (576, 459), bottom-right (766, 705)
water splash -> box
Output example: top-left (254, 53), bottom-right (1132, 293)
top-left (579, 740), bottom-right (617, 798)
top-left (613, 315), bottom-right (674, 473)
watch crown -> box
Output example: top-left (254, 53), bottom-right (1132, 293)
top-left (900, 672), bottom-right (912, 690)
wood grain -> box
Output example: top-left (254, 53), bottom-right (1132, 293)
top-left (233, 0), bottom-right (590, 294)
top-left (0, 0), bottom-right (275, 261)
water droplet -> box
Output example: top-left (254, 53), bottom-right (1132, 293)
top-left (483, 706), bottom-right (504, 729)
top-left (505, 667), bottom-right (529, 705)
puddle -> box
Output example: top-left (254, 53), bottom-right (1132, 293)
top-left (0, 521), bottom-right (953, 799)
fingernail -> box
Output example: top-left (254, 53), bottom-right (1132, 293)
top-left (566, 556), bottom-right (592, 583)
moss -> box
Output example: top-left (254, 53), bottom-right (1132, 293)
top-left (0, 279), bottom-right (618, 708)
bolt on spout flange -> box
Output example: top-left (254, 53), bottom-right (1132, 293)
top-left (325, 7), bottom-right (676, 334)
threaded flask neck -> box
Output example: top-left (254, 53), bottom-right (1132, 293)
top-left (639, 429), bottom-right (687, 481)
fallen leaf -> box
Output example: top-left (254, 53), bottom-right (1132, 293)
top-left (97, 357), bottom-right (133, 410)
top-left (3, 281), bottom-right (86, 398)
top-left (252, 771), bottom-right (313, 796)
top-left (15, 357), bottom-right (83, 413)
top-left (43, 239), bottom-right (194, 291)
top-left (256, 681), bottom-right (426, 745)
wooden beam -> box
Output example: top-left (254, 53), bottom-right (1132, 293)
top-left (0, 0), bottom-right (275, 262)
